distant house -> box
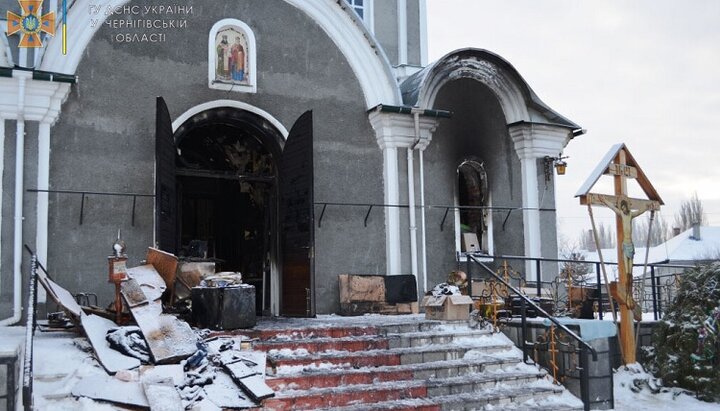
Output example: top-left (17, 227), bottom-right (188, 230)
top-left (582, 225), bottom-right (720, 280)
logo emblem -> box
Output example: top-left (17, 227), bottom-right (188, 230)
top-left (7, 0), bottom-right (56, 48)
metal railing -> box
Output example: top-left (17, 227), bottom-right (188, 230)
top-left (467, 255), bottom-right (598, 411)
top-left (463, 253), bottom-right (693, 320)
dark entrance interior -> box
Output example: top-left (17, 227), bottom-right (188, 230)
top-left (156, 99), bottom-right (315, 317)
top-left (167, 107), bottom-right (284, 314)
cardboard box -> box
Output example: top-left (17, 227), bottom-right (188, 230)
top-left (422, 294), bottom-right (473, 321)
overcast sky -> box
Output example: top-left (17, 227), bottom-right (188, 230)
top-left (426, 0), bottom-right (720, 245)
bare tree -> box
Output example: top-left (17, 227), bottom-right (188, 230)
top-left (632, 212), bottom-right (670, 247)
top-left (579, 222), bottom-right (614, 251)
top-left (673, 192), bottom-right (708, 232)
top-left (559, 242), bottom-right (593, 284)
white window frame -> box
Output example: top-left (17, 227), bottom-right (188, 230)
top-left (208, 18), bottom-right (257, 93)
top-left (346, 0), bottom-right (374, 34)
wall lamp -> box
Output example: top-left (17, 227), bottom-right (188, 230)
top-left (544, 154), bottom-right (569, 181)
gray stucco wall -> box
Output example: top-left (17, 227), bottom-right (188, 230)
top-left (373, 0), bottom-right (399, 65)
top-left (422, 78), bottom-right (526, 287)
top-left (406, 0), bottom-right (421, 66)
top-left (44, 0), bottom-right (385, 315)
top-left (371, 0), bottom-right (422, 67)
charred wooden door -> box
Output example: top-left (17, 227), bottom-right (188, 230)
top-left (155, 97), bottom-right (178, 254)
top-left (280, 111), bottom-right (315, 317)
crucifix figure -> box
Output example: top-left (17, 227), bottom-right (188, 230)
top-left (576, 144), bottom-right (663, 365)
top-left (596, 195), bottom-right (658, 320)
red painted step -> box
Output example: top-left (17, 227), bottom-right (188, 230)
top-left (267, 368), bottom-right (414, 391)
top-left (262, 383), bottom-right (427, 410)
top-left (253, 335), bottom-right (390, 354)
top-left (268, 350), bottom-right (402, 371)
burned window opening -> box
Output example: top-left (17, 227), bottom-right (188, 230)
top-left (457, 159), bottom-right (489, 254)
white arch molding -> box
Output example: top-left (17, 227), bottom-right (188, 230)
top-left (39, 0), bottom-right (400, 109)
top-left (417, 55), bottom-right (530, 125)
top-left (171, 99), bottom-right (289, 138)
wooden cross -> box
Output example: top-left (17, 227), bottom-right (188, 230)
top-left (576, 144), bottom-right (663, 364)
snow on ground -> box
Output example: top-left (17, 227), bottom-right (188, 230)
top-left (15, 314), bottom-right (720, 410)
top-left (613, 364), bottom-right (719, 411)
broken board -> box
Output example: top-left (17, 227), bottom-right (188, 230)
top-left (71, 374), bottom-right (149, 407)
top-left (222, 352), bottom-right (274, 401)
top-left (81, 314), bottom-right (141, 374)
top-left (143, 378), bottom-right (183, 411)
top-left (126, 264), bottom-right (197, 364)
top-left (203, 372), bottom-right (257, 409)
top-left (127, 264), bottom-right (167, 302)
top-left (130, 304), bottom-right (197, 364)
top-left (121, 278), bottom-right (148, 307)
top-left (237, 374), bottom-right (275, 401)
top-left (146, 247), bottom-right (178, 303)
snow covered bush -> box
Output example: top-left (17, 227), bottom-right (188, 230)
top-left (648, 262), bottom-right (720, 401)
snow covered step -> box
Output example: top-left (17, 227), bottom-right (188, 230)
top-left (317, 385), bottom-right (568, 411)
top-left (262, 379), bottom-right (428, 410)
top-left (253, 334), bottom-right (390, 354)
top-left (267, 356), bottom-right (523, 391)
top-left (266, 341), bottom-right (513, 375)
top-left (385, 328), bottom-right (493, 348)
top-left (212, 325), bottom-right (385, 341)
top-left (220, 319), bottom-right (445, 342)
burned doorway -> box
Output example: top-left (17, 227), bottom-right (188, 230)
top-left (155, 98), bottom-right (315, 317)
top-left (157, 100), bottom-right (284, 315)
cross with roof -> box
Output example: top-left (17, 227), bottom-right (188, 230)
top-left (576, 143), bottom-right (663, 364)
top-left (6, 0), bottom-right (56, 48)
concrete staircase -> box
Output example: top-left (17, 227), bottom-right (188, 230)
top-left (244, 320), bottom-right (583, 411)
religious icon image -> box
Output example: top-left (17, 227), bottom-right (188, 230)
top-left (214, 28), bottom-right (249, 85)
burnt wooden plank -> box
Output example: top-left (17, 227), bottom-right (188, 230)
top-left (120, 278), bottom-right (148, 308)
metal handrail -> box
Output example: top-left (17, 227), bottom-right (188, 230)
top-left (469, 255), bottom-right (598, 361)
top-left (464, 253), bottom-right (694, 321)
top-left (468, 255), bottom-right (597, 411)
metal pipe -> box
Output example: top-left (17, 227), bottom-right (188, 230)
top-left (0, 76), bottom-right (26, 326)
top-left (419, 149), bottom-right (428, 294)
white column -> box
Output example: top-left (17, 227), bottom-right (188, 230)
top-left (36, 122), bottom-right (51, 272)
top-left (383, 146), bottom-right (402, 274)
top-left (509, 123), bottom-right (572, 282)
top-left (519, 155), bottom-right (541, 281)
top-left (397, 0), bottom-right (408, 65)
top-left (0, 119), bottom-right (4, 293)
top-left (370, 109), bottom-right (438, 277)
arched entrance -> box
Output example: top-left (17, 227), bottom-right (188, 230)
top-left (155, 98), bottom-right (315, 316)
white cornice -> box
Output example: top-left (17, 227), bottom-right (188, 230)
top-left (0, 75), bottom-right (72, 125)
top-left (508, 122), bottom-right (572, 159)
top-left (368, 110), bottom-right (438, 150)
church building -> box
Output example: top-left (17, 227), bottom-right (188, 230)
top-left (0, 0), bottom-right (582, 321)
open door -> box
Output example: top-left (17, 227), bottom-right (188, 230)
top-left (155, 97), bottom-right (178, 254)
top-left (280, 111), bottom-right (315, 317)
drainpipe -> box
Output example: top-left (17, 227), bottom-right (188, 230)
top-left (0, 76), bottom-right (27, 326)
top-left (413, 109), bottom-right (429, 294)
top-left (408, 108), bottom-right (425, 294)
top-left (407, 141), bottom-right (418, 287)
